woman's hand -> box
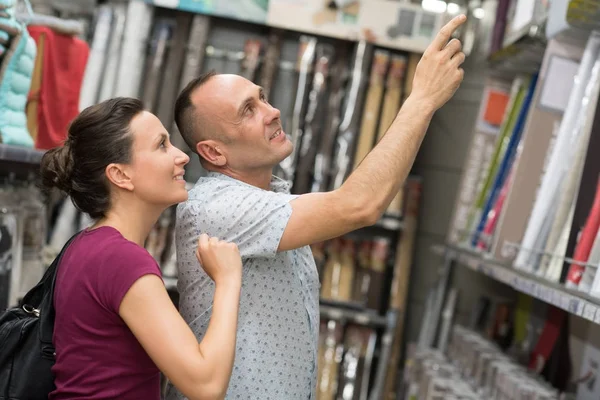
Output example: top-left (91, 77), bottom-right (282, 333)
top-left (195, 234), bottom-right (242, 286)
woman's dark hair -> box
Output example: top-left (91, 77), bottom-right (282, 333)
top-left (40, 97), bottom-right (145, 220)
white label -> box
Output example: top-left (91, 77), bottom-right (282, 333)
top-left (539, 56), bottom-right (580, 113)
top-left (584, 304), bottom-right (597, 322)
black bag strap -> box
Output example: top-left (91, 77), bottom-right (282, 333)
top-left (28, 232), bottom-right (82, 345)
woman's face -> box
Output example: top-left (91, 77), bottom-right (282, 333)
top-left (127, 111), bottom-right (190, 207)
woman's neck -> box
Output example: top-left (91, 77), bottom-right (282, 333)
top-left (93, 203), bottom-right (163, 247)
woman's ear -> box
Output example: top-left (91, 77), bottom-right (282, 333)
top-left (196, 140), bottom-right (227, 167)
top-left (105, 163), bottom-right (134, 191)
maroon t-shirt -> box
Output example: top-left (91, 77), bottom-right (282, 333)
top-left (49, 226), bottom-right (162, 400)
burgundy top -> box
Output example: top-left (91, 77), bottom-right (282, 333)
top-left (49, 226), bottom-right (162, 400)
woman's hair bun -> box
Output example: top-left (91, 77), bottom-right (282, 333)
top-left (40, 143), bottom-right (74, 194)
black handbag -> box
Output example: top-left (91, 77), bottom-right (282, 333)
top-left (0, 233), bottom-right (79, 400)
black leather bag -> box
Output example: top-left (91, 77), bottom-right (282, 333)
top-left (0, 233), bottom-right (78, 400)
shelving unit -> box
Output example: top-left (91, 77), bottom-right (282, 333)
top-left (0, 144), bottom-right (45, 165)
top-left (320, 303), bottom-right (388, 329)
top-left (488, 20), bottom-right (547, 77)
top-left (432, 243), bottom-right (600, 325)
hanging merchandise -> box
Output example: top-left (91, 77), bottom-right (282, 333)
top-left (468, 75), bottom-right (537, 246)
top-left (114, 0), bottom-right (154, 98)
top-left (47, 198), bottom-right (78, 255)
top-left (336, 325), bottom-right (377, 400)
top-left (515, 32), bottom-right (600, 272)
top-left (240, 39), bottom-right (262, 82)
top-left (311, 46), bottom-right (349, 193)
top-left (311, 241), bottom-right (327, 279)
top-left (141, 18), bottom-right (173, 112)
top-left (383, 177), bottom-right (421, 400)
top-left (463, 75), bottom-right (530, 246)
top-left (279, 35), bottom-right (317, 183)
top-left (367, 237), bottom-right (389, 312)
top-left (0, 0), bottom-right (36, 147)
top-left (580, 226), bottom-right (600, 293)
top-left (317, 319), bottom-right (344, 400)
top-left (17, 182), bottom-right (46, 299)
top-left (447, 78), bottom-right (512, 245)
top-left (26, 19), bottom-right (89, 150)
top-left (565, 178), bottom-right (600, 289)
top-left (259, 29), bottom-right (283, 99)
top-left (293, 43), bottom-right (334, 194)
top-left (476, 165), bottom-right (516, 251)
top-left (321, 238), bottom-right (356, 303)
top-left (156, 11), bottom-right (192, 130)
top-left (488, 38), bottom-right (584, 264)
top-left (0, 202), bottom-right (18, 311)
top-left (351, 50), bottom-right (389, 170)
top-left (330, 40), bottom-right (373, 190)
top-left (351, 240), bottom-right (372, 307)
top-left (539, 57), bottom-right (600, 281)
top-left (379, 55), bottom-right (407, 219)
top-left (474, 69), bottom-right (540, 250)
top-left (96, 2), bottom-right (126, 103)
top-left (320, 238), bottom-right (340, 301)
top-left (170, 13), bottom-right (210, 150)
top-left (78, 4), bottom-right (112, 110)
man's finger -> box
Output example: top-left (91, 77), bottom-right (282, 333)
top-left (431, 15), bottom-right (467, 52)
top-left (444, 38), bottom-right (462, 58)
top-left (452, 51), bottom-right (466, 67)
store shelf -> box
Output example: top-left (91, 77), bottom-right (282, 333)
top-left (0, 144), bottom-right (45, 165)
top-left (432, 243), bottom-right (600, 325)
top-left (320, 303), bottom-right (387, 328)
top-left (566, 0), bottom-right (600, 32)
top-left (376, 215), bottom-right (403, 231)
top-left (486, 18), bottom-right (548, 79)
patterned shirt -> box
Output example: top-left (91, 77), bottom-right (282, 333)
top-left (165, 172), bottom-right (319, 400)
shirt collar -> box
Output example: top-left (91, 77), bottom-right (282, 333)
top-left (204, 171), bottom-right (292, 194)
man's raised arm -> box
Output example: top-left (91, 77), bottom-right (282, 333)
top-left (279, 14), bottom-right (467, 252)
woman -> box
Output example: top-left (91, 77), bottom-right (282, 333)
top-left (40, 97), bottom-right (242, 400)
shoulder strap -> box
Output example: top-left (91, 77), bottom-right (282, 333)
top-left (37, 232), bottom-right (81, 345)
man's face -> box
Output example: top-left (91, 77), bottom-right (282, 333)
top-left (192, 74), bottom-right (293, 171)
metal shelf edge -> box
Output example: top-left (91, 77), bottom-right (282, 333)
top-left (319, 304), bottom-right (387, 328)
top-left (435, 243), bottom-right (600, 325)
top-left (0, 144), bottom-right (45, 165)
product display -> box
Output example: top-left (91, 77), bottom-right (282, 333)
top-left (0, 0), bottom-right (36, 147)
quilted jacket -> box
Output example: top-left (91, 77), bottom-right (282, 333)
top-left (0, 0), bottom-right (35, 147)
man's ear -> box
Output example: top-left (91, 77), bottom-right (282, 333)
top-left (105, 163), bottom-right (134, 191)
top-left (197, 140), bottom-right (227, 167)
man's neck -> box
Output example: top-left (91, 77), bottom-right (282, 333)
top-left (210, 166), bottom-right (273, 191)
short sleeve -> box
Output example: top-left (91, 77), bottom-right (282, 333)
top-left (186, 186), bottom-right (297, 259)
top-left (96, 240), bottom-right (162, 314)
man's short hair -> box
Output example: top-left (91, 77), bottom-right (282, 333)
top-left (174, 71), bottom-right (217, 152)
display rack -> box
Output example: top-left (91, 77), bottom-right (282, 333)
top-left (320, 303), bottom-right (388, 329)
top-left (488, 20), bottom-right (547, 77)
top-left (0, 144), bottom-right (45, 165)
top-left (431, 243), bottom-right (600, 325)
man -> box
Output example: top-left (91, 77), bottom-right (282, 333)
top-left (167, 14), bottom-right (467, 400)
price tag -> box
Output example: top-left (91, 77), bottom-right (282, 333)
top-left (583, 303), bottom-right (597, 322)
